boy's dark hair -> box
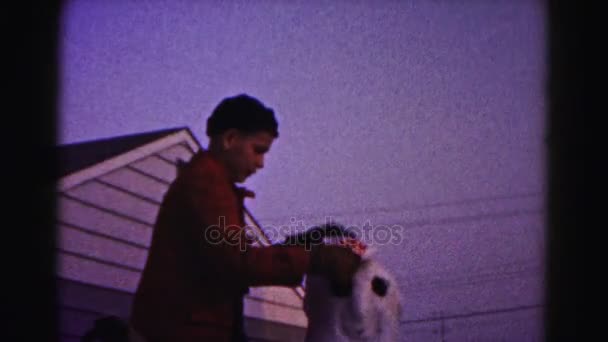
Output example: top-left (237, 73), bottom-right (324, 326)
top-left (206, 94), bottom-right (279, 138)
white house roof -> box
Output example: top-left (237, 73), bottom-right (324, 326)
top-left (58, 127), bottom-right (200, 190)
top-left (58, 127), bottom-right (192, 177)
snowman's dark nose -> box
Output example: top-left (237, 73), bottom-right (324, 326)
top-left (371, 276), bottom-right (388, 297)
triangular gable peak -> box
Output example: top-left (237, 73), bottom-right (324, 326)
top-left (58, 127), bottom-right (200, 191)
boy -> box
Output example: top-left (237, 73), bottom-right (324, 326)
top-left (130, 94), bottom-right (362, 342)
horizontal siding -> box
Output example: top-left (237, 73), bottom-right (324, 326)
top-left (56, 139), bottom-right (310, 337)
top-left (58, 311), bottom-right (306, 342)
top-left (57, 277), bottom-right (307, 341)
top-left (248, 286), bottom-right (304, 309)
top-left (64, 180), bottom-right (160, 225)
top-left (157, 143), bottom-right (195, 164)
top-left (58, 223), bottom-right (149, 270)
top-left (244, 295), bottom-right (307, 328)
top-left (59, 279), bottom-right (305, 341)
top-left (56, 253), bottom-right (307, 324)
top-left (130, 155), bottom-right (178, 183)
top-left (58, 251), bottom-right (308, 325)
top-left (57, 278), bottom-right (134, 341)
top-left (57, 252), bottom-right (141, 293)
top-left (99, 167), bottom-right (169, 203)
top-left (245, 316), bottom-right (306, 342)
top-left (58, 196), bottom-right (152, 246)
top-left (58, 278), bottom-right (134, 318)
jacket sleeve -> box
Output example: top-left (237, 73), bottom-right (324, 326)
top-left (176, 163), bottom-right (311, 288)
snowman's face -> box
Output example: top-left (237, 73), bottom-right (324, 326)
top-left (339, 260), bottom-right (380, 340)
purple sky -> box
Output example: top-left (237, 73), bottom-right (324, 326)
top-left (59, 0), bottom-right (546, 330)
top-left (59, 0), bottom-right (545, 221)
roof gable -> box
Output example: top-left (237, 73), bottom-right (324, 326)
top-left (57, 127), bottom-right (191, 178)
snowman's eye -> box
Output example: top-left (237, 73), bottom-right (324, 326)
top-left (371, 276), bottom-right (388, 297)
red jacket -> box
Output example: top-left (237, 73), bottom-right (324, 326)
top-left (130, 151), bottom-right (310, 342)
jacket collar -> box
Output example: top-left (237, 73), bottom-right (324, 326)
top-left (234, 186), bottom-right (256, 199)
top-left (198, 150), bottom-right (256, 199)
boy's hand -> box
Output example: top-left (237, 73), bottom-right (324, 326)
top-left (309, 244), bottom-right (362, 297)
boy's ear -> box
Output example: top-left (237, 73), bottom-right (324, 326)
top-left (222, 129), bottom-right (240, 149)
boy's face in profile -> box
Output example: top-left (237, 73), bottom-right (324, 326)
top-left (223, 130), bottom-right (275, 183)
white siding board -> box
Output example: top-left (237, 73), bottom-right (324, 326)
top-left (58, 196), bottom-right (152, 247)
top-left (58, 224), bottom-right (148, 270)
top-left (56, 132), bottom-right (310, 329)
top-left (58, 278), bottom-right (133, 319)
top-left (65, 181), bottom-right (159, 225)
top-left (58, 130), bottom-right (198, 190)
top-left (130, 155), bottom-right (177, 183)
top-left (99, 167), bottom-right (169, 203)
top-left (157, 143), bottom-right (195, 164)
top-left (244, 296), bottom-right (307, 328)
top-left (248, 287), bottom-right (303, 309)
top-left (57, 252), bottom-right (141, 293)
